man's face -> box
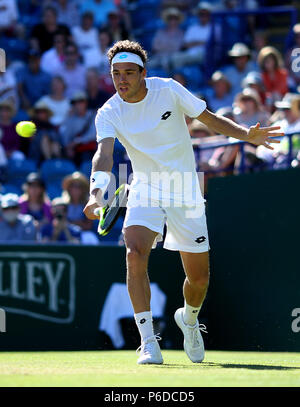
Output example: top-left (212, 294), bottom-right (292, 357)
top-left (73, 99), bottom-right (87, 115)
top-left (52, 205), bottom-right (67, 220)
top-left (2, 206), bottom-right (19, 224)
top-left (234, 55), bottom-right (248, 70)
top-left (29, 56), bottom-right (40, 72)
top-left (111, 62), bottom-right (146, 102)
top-left (65, 47), bottom-right (78, 66)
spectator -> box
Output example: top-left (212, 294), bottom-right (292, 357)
top-left (30, 6), bottom-right (70, 53)
top-left (0, 0), bottom-right (19, 34)
top-left (54, 43), bottom-right (87, 99)
top-left (19, 172), bottom-right (52, 230)
top-left (208, 106), bottom-right (240, 177)
top-left (189, 119), bottom-right (219, 172)
top-left (40, 32), bottom-right (67, 75)
top-left (272, 93), bottom-right (300, 133)
top-left (39, 76), bottom-right (71, 127)
top-left (233, 87), bottom-right (270, 127)
top-left (233, 88), bottom-right (270, 172)
top-left (59, 91), bottom-right (96, 164)
top-left (223, 42), bottom-right (257, 95)
top-left (0, 193), bottom-right (37, 242)
top-left (257, 94), bottom-right (300, 168)
top-left (103, 10), bottom-right (131, 44)
top-left (169, 2), bottom-right (214, 70)
top-left (257, 46), bottom-right (288, 107)
top-left (82, 29), bottom-right (111, 72)
top-left (0, 68), bottom-right (17, 107)
top-left (86, 68), bottom-right (110, 111)
top-left (40, 197), bottom-right (81, 243)
top-left (62, 171), bottom-right (99, 244)
top-left (285, 24), bottom-right (300, 89)
top-left (80, 0), bottom-right (117, 28)
top-left (26, 100), bottom-right (61, 164)
top-left (17, 49), bottom-right (51, 111)
top-left (206, 71), bottom-right (233, 112)
top-left (252, 30), bottom-right (268, 62)
top-left (147, 7), bottom-right (185, 73)
top-left (71, 11), bottom-right (99, 56)
top-left (0, 99), bottom-right (23, 160)
top-left (189, 119), bottom-right (228, 192)
top-left (241, 71), bottom-right (265, 105)
top-left (46, 0), bottom-right (80, 28)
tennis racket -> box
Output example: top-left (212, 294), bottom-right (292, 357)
top-left (94, 183), bottom-right (129, 236)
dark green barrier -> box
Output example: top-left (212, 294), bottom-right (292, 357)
top-left (206, 167), bottom-right (300, 351)
top-left (0, 245), bottom-right (186, 350)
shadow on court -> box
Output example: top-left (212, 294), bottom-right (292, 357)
top-left (154, 362), bottom-right (300, 371)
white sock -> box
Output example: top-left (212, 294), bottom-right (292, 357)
top-left (134, 311), bottom-right (154, 341)
top-left (183, 301), bottom-right (201, 326)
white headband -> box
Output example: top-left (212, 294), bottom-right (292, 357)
top-left (111, 52), bottom-right (144, 68)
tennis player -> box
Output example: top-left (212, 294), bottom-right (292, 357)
top-left (84, 41), bottom-right (282, 365)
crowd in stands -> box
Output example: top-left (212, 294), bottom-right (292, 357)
top-left (0, 0), bottom-right (300, 243)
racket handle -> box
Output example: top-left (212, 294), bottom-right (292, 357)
top-left (93, 207), bottom-right (101, 217)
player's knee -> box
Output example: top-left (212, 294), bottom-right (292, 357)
top-left (188, 270), bottom-right (210, 289)
top-left (126, 246), bottom-right (149, 266)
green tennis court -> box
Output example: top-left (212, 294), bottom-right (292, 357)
top-left (0, 350), bottom-right (299, 387)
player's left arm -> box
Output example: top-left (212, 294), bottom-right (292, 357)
top-left (197, 109), bottom-right (283, 150)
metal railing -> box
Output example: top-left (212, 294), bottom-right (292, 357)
top-left (193, 132), bottom-right (299, 175)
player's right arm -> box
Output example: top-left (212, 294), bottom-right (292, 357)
top-left (83, 137), bottom-right (114, 220)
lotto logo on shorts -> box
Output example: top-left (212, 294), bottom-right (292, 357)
top-left (195, 236), bottom-right (206, 244)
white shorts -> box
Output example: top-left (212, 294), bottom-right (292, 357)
top-left (123, 201), bottom-right (210, 253)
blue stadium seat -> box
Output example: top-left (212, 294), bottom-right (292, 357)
top-left (0, 183), bottom-right (22, 196)
top-left (79, 160), bottom-right (92, 179)
top-left (147, 68), bottom-right (169, 78)
top-left (46, 183), bottom-right (63, 200)
top-left (177, 65), bottom-right (203, 92)
top-left (40, 159), bottom-right (76, 185)
top-left (6, 158), bottom-right (37, 188)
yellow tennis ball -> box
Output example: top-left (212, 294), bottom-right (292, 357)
top-left (15, 121), bottom-right (36, 138)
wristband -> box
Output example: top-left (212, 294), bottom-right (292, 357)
top-left (90, 171), bottom-right (111, 195)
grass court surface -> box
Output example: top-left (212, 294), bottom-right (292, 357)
top-left (0, 350), bottom-right (299, 387)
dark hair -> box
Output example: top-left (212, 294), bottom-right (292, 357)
top-left (107, 40), bottom-right (148, 70)
top-left (52, 75), bottom-right (66, 89)
top-left (43, 6), bottom-right (57, 17)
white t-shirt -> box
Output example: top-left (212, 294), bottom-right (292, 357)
top-left (71, 26), bottom-right (99, 54)
top-left (95, 77), bottom-right (207, 205)
top-left (40, 48), bottom-right (64, 75)
top-left (183, 24), bottom-right (211, 55)
top-left (39, 95), bottom-right (71, 126)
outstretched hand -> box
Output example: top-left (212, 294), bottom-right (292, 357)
top-left (246, 122), bottom-right (284, 150)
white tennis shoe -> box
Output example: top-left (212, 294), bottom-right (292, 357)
top-left (136, 334), bottom-right (163, 365)
top-left (174, 308), bottom-right (207, 363)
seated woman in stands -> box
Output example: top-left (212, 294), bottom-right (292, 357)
top-left (19, 172), bottom-right (52, 230)
top-left (62, 171), bottom-right (99, 244)
top-left (257, 46), bottom-right (288, 110)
